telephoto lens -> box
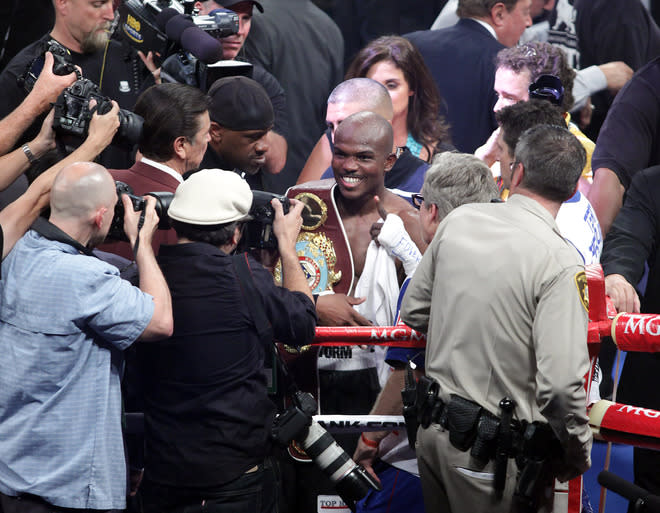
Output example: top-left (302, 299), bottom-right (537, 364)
top-left (301, 421), bottom-right (382, 509)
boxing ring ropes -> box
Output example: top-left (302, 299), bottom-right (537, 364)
top-left (310, 265), bottom-right (660, 513)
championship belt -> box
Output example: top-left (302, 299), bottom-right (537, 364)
top-left (275, 179), bottom-right (353, 295)
top-left (274, 180), bottom-right (356, 462)
top-left (273, 180), bottom-right (354, 402)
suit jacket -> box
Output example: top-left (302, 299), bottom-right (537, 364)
top-left (601, 164), bottom-right (660, 410)
top-left (100, 161), bottom-right (182, 260)
top-left (406, 19), bottom-right (503, 153)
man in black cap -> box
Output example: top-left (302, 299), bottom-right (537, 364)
top-left (194, 0), bottom-right (288, 180)
top-left (198, 76), bottom-right (274, 190)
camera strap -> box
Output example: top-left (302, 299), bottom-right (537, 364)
top-left (131, 209), bottom-right (146, 258)
top-left (231, 253), bottom-right (299, 398)
top-left (31, 217), bottom-right (97, 257)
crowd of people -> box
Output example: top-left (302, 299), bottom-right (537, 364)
top-left (0, 0), bottom-right (659, 512)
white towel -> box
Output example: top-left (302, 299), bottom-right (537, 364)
top-left (353, 240), bottom-right (399, 327)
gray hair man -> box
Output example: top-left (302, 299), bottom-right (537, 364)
top-left (353, 151), bottom-right (499, 512)
top-left (401, 125), bottom-right (592, 513)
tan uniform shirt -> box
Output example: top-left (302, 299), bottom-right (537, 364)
top-left (401, 194), bottom-right (592, 476)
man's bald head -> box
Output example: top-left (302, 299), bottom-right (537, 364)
top-left (334, 111), bottom-right (394, 158)
top-left (327, 78), bottom-right (394, 121)
top-left (51, 162), bottom-right (117, 220)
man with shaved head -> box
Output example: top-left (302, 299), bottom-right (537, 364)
top-left (286, 111), bottom-right (425, 510)
top-left (0, 162), bottom-right (173, 513)
top-left (297, 78), bottom-right (429, 198)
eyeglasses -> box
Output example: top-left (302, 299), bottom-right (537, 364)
top-left (412, 193), bottom-right (424, 209)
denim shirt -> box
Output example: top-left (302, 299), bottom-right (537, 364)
top-left (0, 230), bottom-right (154, 509)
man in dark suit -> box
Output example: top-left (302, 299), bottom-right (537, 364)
top-left (102, 83), bottom-right (211, 260)
top-left (601, 164), bottom-right (660, 506)
top-left (405, 0), bottom-right (532, 153)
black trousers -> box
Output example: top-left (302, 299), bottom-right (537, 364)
top-left (139, 459), bottom-right (278, 513)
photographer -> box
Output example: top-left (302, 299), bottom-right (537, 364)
top-left (0, 99), bottom-right (121, 259)
top-left (0, 51), bottom-right (77, 158)
top-left (0, 0), bottom-right (153, 168)
top-left (137, 169), bottom-right (316, 513)
top-left (0, 161), bottom-right (173, 513)
top-left (194, 0), bottom-right (288, 182)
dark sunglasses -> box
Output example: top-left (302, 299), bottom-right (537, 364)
top-left (412, 193), bottom-right (424, 209)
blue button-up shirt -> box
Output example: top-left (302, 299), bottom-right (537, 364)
top-left (0, 230), bottom-right (154, 509)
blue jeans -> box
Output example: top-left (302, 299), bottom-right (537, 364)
top-left (139, 460), bottom-right (277, 513)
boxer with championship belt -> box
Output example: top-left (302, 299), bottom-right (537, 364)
top-left (282, 112), bottom-right (426, 511)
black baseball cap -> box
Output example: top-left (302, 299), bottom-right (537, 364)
top-left (208, 76), bottom-right (274, 131)
top-left (214, 0), bottom-right (264, 13)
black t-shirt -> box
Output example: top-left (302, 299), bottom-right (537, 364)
top-left (591, 57), bottom-right (660, 190)
top-left (195, 147), bottom-right (265, 191)
top-left (243, 0), bottom-right (345, 193)
top-left (249, 62), bottom-right (288, 140)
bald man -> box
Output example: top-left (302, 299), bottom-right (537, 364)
top-left (287, 111), bottom-right (426, 512)
top-left (331, 112), bottom-right (424, 281)
top-left (297, 78), bottom-right (429, 198)
top-left (0, 162), bottom-right (172, 513)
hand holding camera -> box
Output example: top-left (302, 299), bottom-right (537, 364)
top-left (122, 194), bottom-right (161, 253)
top-left (272, 197), bottom-right (304, 257)
top-left (26, 49), bottom-right (80, 111)
top-left (86, 99), bottom-right (121, 152)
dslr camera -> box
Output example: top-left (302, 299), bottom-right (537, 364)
top-left (272, 391), bottom-right (381, 511)
top-left (53, 78), bottom-right (144, 151)
top-left (19, 39), bottom-right (80, 93)
top-left (108, 181), bottom-right (174, 242)
top-left (243, 191), bottom-right (290, 250)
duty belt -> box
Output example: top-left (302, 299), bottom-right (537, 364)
top-left (411, 375), bottom-right (559, 509)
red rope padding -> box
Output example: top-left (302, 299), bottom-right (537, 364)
top-left (312, 317), bottom-right (660, 353)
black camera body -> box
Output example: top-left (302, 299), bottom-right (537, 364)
top-left (243, 191), bottom-right (290, 250)
top-left (19, 40), bottom-right (79, 94)
top-left (53, 78), bottom-right (144, 150)
top-left (108, 181), bottom-right (174, 242)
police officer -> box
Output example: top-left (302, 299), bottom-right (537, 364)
top-left (400, 125), bottom-right (593, 513)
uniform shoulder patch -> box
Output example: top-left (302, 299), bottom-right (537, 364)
top-left (574, 270), bottom-right (589, 312)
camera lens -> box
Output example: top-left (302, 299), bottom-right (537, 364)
top-left (116, 110), bottom-right (144, 148)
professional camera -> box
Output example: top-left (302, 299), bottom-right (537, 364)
top-left (108, 181), bottom-right (174, 242)
top-left (242, 191), bottom-right (290, 250)
top-left (19, 39), bottom-right (80, 93)
top-left (272, 391), bottom-right (381, 511)
top-left (190, 9), bottom-right (240, 39)
top-left (52, 78), bottom-right (144, 150)
top-left (117, 0), bottom-right (238, 58)
top-left (117, 0), bottom-right (242, 90)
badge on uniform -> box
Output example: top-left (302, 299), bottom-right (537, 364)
top-left (574, 270), bottom-right (589, 312)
